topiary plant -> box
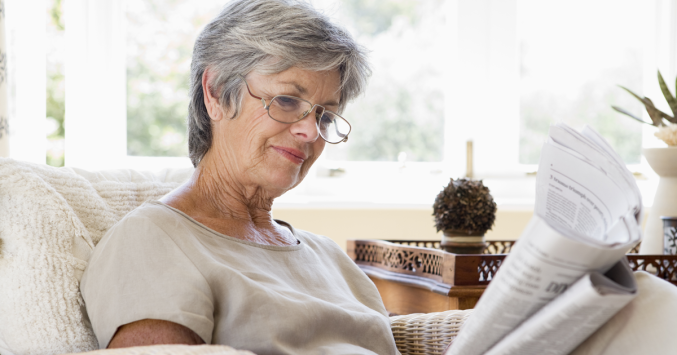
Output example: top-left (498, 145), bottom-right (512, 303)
top-left (433, 178), bottom-right (497, 235)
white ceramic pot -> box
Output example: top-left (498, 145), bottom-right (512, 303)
top-left (641, 147), bottom-right (677, 254)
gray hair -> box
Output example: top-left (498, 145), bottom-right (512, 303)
top-left (188, 0), bottom-right (371, 167)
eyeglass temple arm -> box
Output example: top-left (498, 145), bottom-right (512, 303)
top-left (239, 74), bottom-right (268, 108)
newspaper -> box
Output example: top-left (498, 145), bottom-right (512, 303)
top-left (445, 123), bottom-right (642, 355)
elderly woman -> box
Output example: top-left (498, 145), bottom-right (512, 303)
top-left (80, 0), bottom-right (398, 354)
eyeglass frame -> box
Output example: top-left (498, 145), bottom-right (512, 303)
top-left (238, 74), bottom-right (351, 144)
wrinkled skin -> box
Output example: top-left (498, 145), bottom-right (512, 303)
top-left (163, 66), bottom-right (340, 246)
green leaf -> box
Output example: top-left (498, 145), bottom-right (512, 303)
top-left (658, 70), bottom-right (677, 118)
top-left (643, 97), bottom-right (669, 127)
top-left (659, 109), bottom-right (676, 122)
top-left (662, 113), bottom-right (677, 125)
top-left (618, 85), bottom-right (645, 104)
top-left (612, 106), bottom-right (653, 125)
top-left (617, 86), bottom-right (666, 126)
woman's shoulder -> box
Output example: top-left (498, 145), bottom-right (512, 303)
top-left (93, 201), bottom-right (187, 254)
top-left (105, 200), bottom-right (184, 237)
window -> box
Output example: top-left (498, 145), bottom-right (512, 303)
top-left (46, 0), bottom-right (65, 167)
top-left (314, 0), bottom-right (446, 163)
top-left (7, 0), bottom-right (677, 205)
top-left (126, 0), bottom-right (225, 158)
top-left (517, 0), bottom-right (646, 165)
top-left (125, 0), bottom-right (447, 163)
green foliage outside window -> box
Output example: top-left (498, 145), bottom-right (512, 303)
top-left (517, 0), bottom-right (645, 165)
top-left (126, 0), bottom-right (445, 162)
top-left (46, 0), bottom-right (645, 166)
top-left (46, 0), bottom-right (65, 167)
top-left (325, 0), bottom-right (445, 162)
top-left (519, 83), bottom-right (643, 165)
top-left (125, 0), bottom-right (207, 157)
top-left (340, 0), bottom-right (419, 36)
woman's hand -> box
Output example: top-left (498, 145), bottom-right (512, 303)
top-left (108, 319), bottom-right (205, 348)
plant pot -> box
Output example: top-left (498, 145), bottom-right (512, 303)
top-left (440, 229), bottom-right (486, 254)
top-left (641, 147), bottom-right (677, 254)
top-left (661, 216), bottom-right (677, 255)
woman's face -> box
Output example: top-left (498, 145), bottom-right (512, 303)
top-left (207, 67), bottom-right (340, 197)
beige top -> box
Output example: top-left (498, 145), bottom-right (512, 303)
top-left (80, 201), bottom-right (397, 355)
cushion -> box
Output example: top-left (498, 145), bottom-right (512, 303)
top-left (0, 158), bottom-right (192, 355)
top-left (571, 271), bottom-right (677, 354)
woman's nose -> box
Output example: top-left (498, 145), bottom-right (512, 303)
top-left (290, 106), bottom-right (321, 142)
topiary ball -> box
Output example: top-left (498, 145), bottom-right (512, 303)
top-left (433, 178), bottom-right (497, 235)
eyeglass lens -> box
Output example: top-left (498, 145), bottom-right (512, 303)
top-left (268, 95), bottom-right (349, 143)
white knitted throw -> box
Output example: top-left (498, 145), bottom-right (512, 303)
top-left (0, 158), bottom-right (192, 355)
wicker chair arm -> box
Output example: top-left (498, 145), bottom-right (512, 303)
top-left (390, 309), bottom-right (473, 355)
top-left (62, 311), bottom-right (473, 355)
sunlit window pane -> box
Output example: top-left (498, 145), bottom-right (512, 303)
top-left (126, 0), bottom-right (225, 157)
top-left (518, 0), bottom-right (646, 164)
top-left (127, 0), bottom-right (446, 161)
top-left (317, 0), bottom-right (446, 162)
top-left (46, 0), bottom-right (65, 166)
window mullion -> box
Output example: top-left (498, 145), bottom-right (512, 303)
top-left (64, 0), bottom-right (127, 169)
top-left (7, 0), bottom-right (47, 164)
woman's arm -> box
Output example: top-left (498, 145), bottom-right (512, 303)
top-left (108, 319), bottom-right (206, 348)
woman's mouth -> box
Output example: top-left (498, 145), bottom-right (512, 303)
top-left (272, 146), bottom-right (306, 165)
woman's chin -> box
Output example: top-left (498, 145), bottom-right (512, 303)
top-left (257, 158), bottom-right (312, 195)
top-left (265, 174), bottom-right (303, 195)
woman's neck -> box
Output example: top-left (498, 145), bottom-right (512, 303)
top-left (195, 163), bottom-right (274, 222)
top-left (162, 162), bottom-right (296, 246)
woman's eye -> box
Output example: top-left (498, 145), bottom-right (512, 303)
top-left (275, 97), bottom-right (300, 110)
top-left (320, 114), bottom-right (335, 127)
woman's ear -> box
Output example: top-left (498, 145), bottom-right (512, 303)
top-left (202, 68), bottom-right (224, 121)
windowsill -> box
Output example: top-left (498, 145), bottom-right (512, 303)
top-left (275, 171), bottom-right (540, 209)
top-left (275, 170), bottom-right (660, 210)
top-left (104, 156), bottom-right (661, 211)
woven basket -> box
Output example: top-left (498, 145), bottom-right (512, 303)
top-left (390, 309), bottom-right (473, 355)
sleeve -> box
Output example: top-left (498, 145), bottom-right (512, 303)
top-left (80, 214), bottom-right (215, 348)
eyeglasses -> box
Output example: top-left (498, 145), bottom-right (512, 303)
top-left (239, 75), bottom-right (351, 144)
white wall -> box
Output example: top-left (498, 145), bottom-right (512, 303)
top-left (272, 207), bottom-right (534, 251)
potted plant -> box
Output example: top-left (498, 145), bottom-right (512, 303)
top-left (613, 70), bottom-right (677, 254)
top-left (433, 178), bottom-right (497, 254)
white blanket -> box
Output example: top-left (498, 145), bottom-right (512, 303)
top-left (0, 158), bottom-right (191, 355)
top-left (571, 271), bottom-right (677, 354)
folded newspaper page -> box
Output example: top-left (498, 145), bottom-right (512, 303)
top-left (484, 258), bottom-right (636, 355)
top-left (445, 123), bottom-right (642, 355)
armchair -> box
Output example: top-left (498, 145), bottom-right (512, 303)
top-left (0, 158), bottom-right (470, 355)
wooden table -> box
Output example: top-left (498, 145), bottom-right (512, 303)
top-left (347, 239), bottom-right (674, 316)
top-left (363, 268), bottom-right (485, 314)
top-left (346, 240), bottom-right (511, 315)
